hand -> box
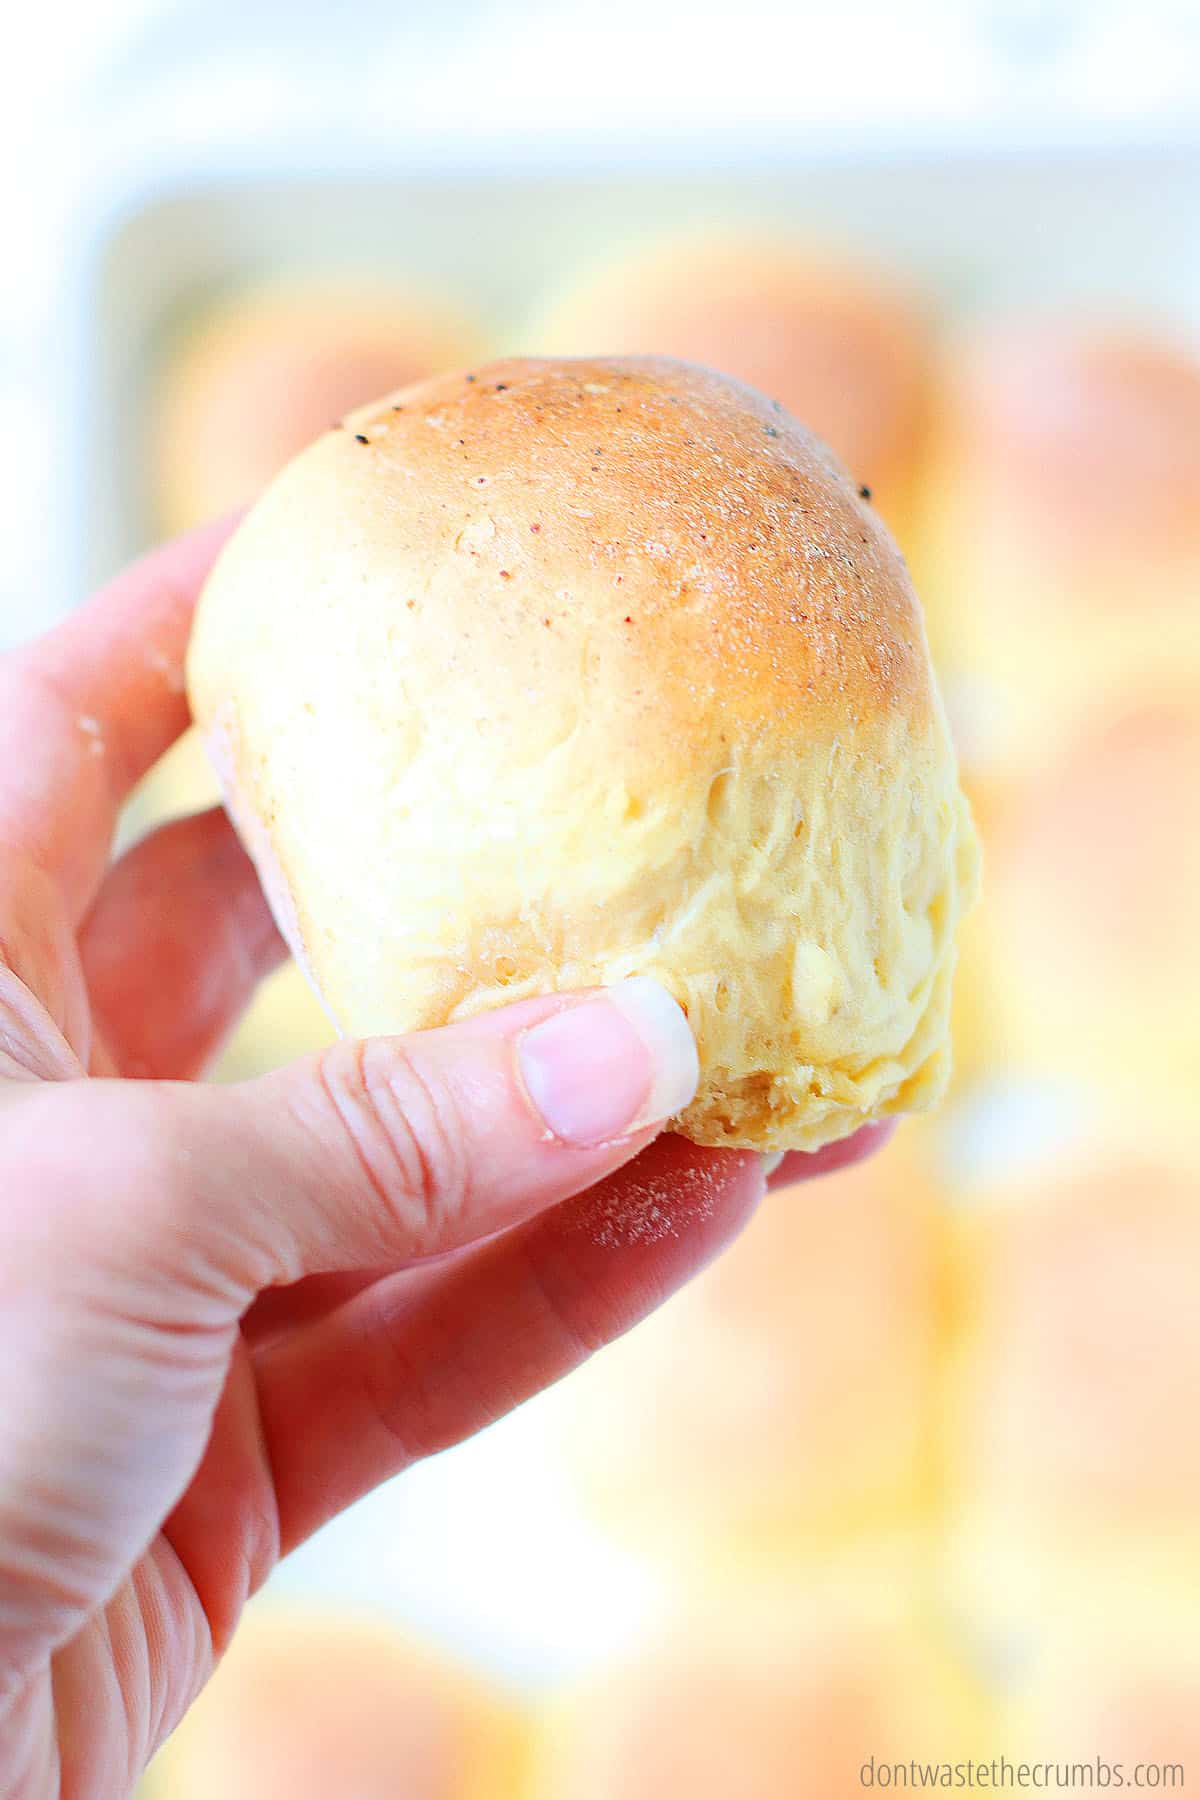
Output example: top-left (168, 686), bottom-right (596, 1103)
top-left (0, 523), bottom-right (889, 1797)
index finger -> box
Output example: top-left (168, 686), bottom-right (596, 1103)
top-left (248, 1135), bottom-right (767, 1552)
top-left (1, 517), bottom-right (236, 919)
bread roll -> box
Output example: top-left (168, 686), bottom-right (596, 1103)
top-left (1004, 1585), bottom-right (1200, 1778)
top-left (144, 1606), bottom-right (525, 1799)
top-left (945, 1146), bottom-right (1200, 1538)
top-left (555, 1131), bottom-right (941, 1552)
top-left (934, 1542), bottom-right (1200, 1763)
top-left (527, 234), bottom-right (932, 546)
top-left (987, 700), bottom-right (1200, 1117)
top-left (152, 279), bottom-right (484, 531)
top-left (189, 356), bottom-right (977, 1151)
top-left (529, 1555), bottom-right (987, 1800)
top-left (916, 320), bottom-right (1200, 784)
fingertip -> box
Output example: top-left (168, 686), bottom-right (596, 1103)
top-left (564, 1134), bottom-right (764, 1271)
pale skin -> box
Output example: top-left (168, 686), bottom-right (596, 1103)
top-left (0, 520), bottom-right (890, 1798)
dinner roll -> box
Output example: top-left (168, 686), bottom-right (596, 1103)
top-left (555, 1130), bottom-right (942, 1553)
top-left (936, 1540), bottom-right (1200, 1762)
top-left (917, 320), bottom-right (1200, 784)
top-left (152, 278), bottom-right (484, 531)
top-left (1003, 1580), bottom-right (1200, 1778)
top-left (529, 1554), bottom-right (987, 1800)
top-left (937, 777), bottom-right (1008, 1091)
top-left (987, 699), bottom-right (1200, 1117)
top-left (145, 1606), bottom-right (525, 1800)
top-left (189, 356), bottom-right (977, 1151)
top-left (945, 1145), bottom-right (1200, 1538)
top-left (527, 234), bottom-right (932, 546)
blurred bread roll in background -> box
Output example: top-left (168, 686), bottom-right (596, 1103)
top-left (917, 320), bottom-right (1200, 784)
top-left (151, 278), bottom-right (485, 531)
top-left (934, 1545), bottom-right (1200, 1768)
top-left (527, 233), bottom-right (933, 548)
top-left (938, 779), bottom-right (1010, 1093)
top-left (188, 355), bottom-right (977, 1151)
top-left (144, 1605), bottom-right (526, 1799)
top-left (944, 1146), bottom-right (1200, 1541)
top-left (1003, 1585), bottom-right (1200, 1778)
top-left (135, 263), bottom-right (488, 1078)
top-left (138, 274), bottom-right (484, 1077)
top-left (556, 1132), bottom-right (942, 1553)
top-left (529, 1554), bottom-right (987, 1800)
top-left (986, 700), bottom-right (1200, 1119)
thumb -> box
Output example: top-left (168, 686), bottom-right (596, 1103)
top-left (49, 978), bottom-right (700, 1299)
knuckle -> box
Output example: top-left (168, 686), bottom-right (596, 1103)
top-left (356, 1327), bottom-right (426, 1468)
top-left (357, 1304), bottom-right (497, 1471)
top-left (519, 1229), bottom-right (610, 1368)
top-left (314, 1038), bottom-right (472, 1252)
top-left (0, 967), bottom-right (81, 1084)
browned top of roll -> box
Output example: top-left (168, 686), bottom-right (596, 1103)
top-left (331, 354), bottom-right (935, 749)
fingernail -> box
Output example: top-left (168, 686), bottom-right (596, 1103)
top-left (762, 1152), bottom-right (785, 1176)
top-left (517, 976), bottom-right (699, 1147)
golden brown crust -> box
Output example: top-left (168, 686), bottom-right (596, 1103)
top-left (338, 355), bottom-right (934, 748)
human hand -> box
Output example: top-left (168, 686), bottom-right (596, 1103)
top-left (0, 523), bottom-right (889, 1797)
